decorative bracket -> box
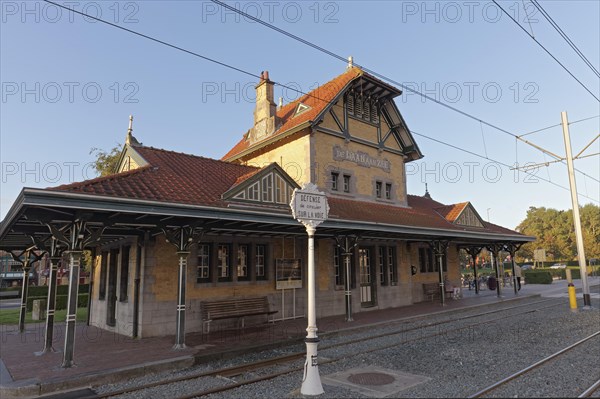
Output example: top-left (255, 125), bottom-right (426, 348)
top-left (162, 225), bottom-right (207, 252)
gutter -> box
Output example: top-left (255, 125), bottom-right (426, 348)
top-left (3, 188), bottom-right (533, 244)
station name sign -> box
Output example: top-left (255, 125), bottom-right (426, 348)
top-left (290, 183), bottom-right (329, 226)
top-left (333, 146), bottom-right (391, 173)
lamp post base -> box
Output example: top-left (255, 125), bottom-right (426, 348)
top-left (301, 339), bottom-right (324, 396)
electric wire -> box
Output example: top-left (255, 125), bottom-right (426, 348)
top-left (491, 0), bottom-right (599, 102)
top-left (411, 130), bottom-right (599, 204)
top-left (40, 0), bottom-right (599, 200)
top-left (522, 0), bottom-right (536, 38)
top-left (531, 0), bottom-right (600, 77)
top-left (208, 0), bottom-right (599, 182)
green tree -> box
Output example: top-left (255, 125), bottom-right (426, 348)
top-left (516, 205), bottom-right (600, 262)
top-left (89, 145), bottom-right (122, 176)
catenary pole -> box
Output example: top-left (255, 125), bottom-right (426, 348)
top-left (561, 111), bottom-right (591, 309)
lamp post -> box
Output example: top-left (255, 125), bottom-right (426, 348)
top-left (290, 183), bottom-right (329, 396)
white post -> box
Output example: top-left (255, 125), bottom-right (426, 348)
top-left (291, 182), bottom-right (328, 396)
top-left (561, 111), bottom-right (591, 308)
top-left (301, 225), bottom-right (324, 395)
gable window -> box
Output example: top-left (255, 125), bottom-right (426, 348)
top-left (346, 92), bottom-right (379, 124)
top-left (375, 181), bottom-right (382, 198)
top-left (295, 103), bottom-right (311, 116)
top-left (343, 175), bottom-right (351, 193)
top-left (331, 172), bottom-right (339, 191)
top-left (347, 93), bottom-right (355, 115)
top-left (247, 182), bottom-right (260, 201)
top-left (275, 175), bottom-right (287, 204)
top-left (217, 244), bottom-right (231, 281)
top-left (385, 183), bottom-right (392, 200)
top-left (237, 245), bottom-right (249, 280)
top-left (197, 244), bottom-right (211, 282)
top-left (262, 174), bottom-right (273, 202)
top-left (256, 245), bottom-right (267, 280)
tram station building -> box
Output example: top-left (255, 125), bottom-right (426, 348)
top-left (0, 66), bottom-right (533, 353)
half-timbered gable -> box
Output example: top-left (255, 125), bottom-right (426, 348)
top-left (436, 202), bottom-right (486, 228)
top-left (222, 163), bottom-right (300, 205)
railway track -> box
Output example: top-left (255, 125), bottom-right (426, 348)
top-left (468, 331), bottom-right (600, 398)
top-left (90, 298), bottom-right (564, 398)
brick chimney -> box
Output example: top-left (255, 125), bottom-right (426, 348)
top-left (249, 71), bottom-right (279, 144)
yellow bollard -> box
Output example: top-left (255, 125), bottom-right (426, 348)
top-left (568, 283), bottom-right (577, 311)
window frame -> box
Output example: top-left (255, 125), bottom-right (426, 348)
top-left (237, 244), bottom-right (250, 281)
top-left (217, 244), bottom-right (232, 282)
top-left (375, 181), bottom-right (383, 198)
top-left (197, 244), bottom-right (211, 283)
top-left (255, 244), bottom-right (267, 280)
top-left (343, 174), bottom-right (351, 193)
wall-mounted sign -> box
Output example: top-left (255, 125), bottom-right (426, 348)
top-left (276, 258), bottom-right (302, 289)
top-left (333, 146), bottom-right (391, 172)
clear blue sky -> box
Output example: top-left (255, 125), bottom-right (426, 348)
top-left (1, 0), bottom-right (599, 230)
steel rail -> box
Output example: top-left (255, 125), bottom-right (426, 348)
top-left (579, 378), bottom-right (600, 398)
top-left (468, 331), bottom-right (600, 398)
top-left (91, 299), bottom-right (559, 398)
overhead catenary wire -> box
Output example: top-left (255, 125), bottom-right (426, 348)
top-left (518, 115), bottom-right (600, 138)
top-left (411, 130), bottom-right (599, 204)
top-left (208, 0), bottom-right (599, 183)
top-left (40, 0), bottom-right (599, 201)
top-left (491, 0), bottom-right (599, 102)
top-left (531, 0), bottom-right (600, 78)
top-left (521, 0), bottom-right (536, 38)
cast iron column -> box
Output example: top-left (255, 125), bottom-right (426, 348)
top-left (335, 235), bottom-right (358, 322)
top-left (174, 251), bottom-right (190, 349)
top-left (10, 249), bottom-right (43, 333)
top-left (506, 243), bottom-right (523, 296)
top-left (18, 251), bottom-right (31, 333)
top-left (431, 240), bottom-right (449, 306)
top-left (62, 250), bottom-right (82, 368)
top-left (465, 246), bottom-right (483, 295)
top-left (37, 239), bottom-right (64, 355)
top-left (163, 226), bottom-right (204, 350)
top-left (487, 244), bottom-right (502, 298)
top-left (47, 217), bottom-right (104, 368)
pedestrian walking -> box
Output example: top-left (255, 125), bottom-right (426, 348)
top-left (514, 264), bottom-right (522, 291)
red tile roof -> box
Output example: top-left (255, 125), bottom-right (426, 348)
top-left (50, 145), bottom-right (522, 237)
top-left (435, 202), bottom-right (469, 223)
top-left (328, 195), bottom-right (521, 236)
top-left (53, 146), bottom-right (259, 207)
top-left (222, 67), bottom-right (363, 161)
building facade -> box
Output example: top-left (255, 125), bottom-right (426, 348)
top-left (0, 67), bottom-right (533, 353)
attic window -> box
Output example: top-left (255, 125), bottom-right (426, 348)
top-left (295, 103), bottom-right (311, 116)
top-left (346, 92), bottom-right (379, 123)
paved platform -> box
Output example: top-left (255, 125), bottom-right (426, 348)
top-left (1, 278), bottom-right (597, 398)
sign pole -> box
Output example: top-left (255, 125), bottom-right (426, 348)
top-left (291, 183), bottom-right (328, 396)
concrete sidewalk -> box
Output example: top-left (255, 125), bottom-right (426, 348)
top-left (1, 279), bottom-right (596, 398)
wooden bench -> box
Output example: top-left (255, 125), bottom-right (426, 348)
top-left (423, 282), bottom-right (455, 302)
top-left (423, 282), bottom-right (441, 302)
top-left (201, 297), bottom-right (277, 334)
